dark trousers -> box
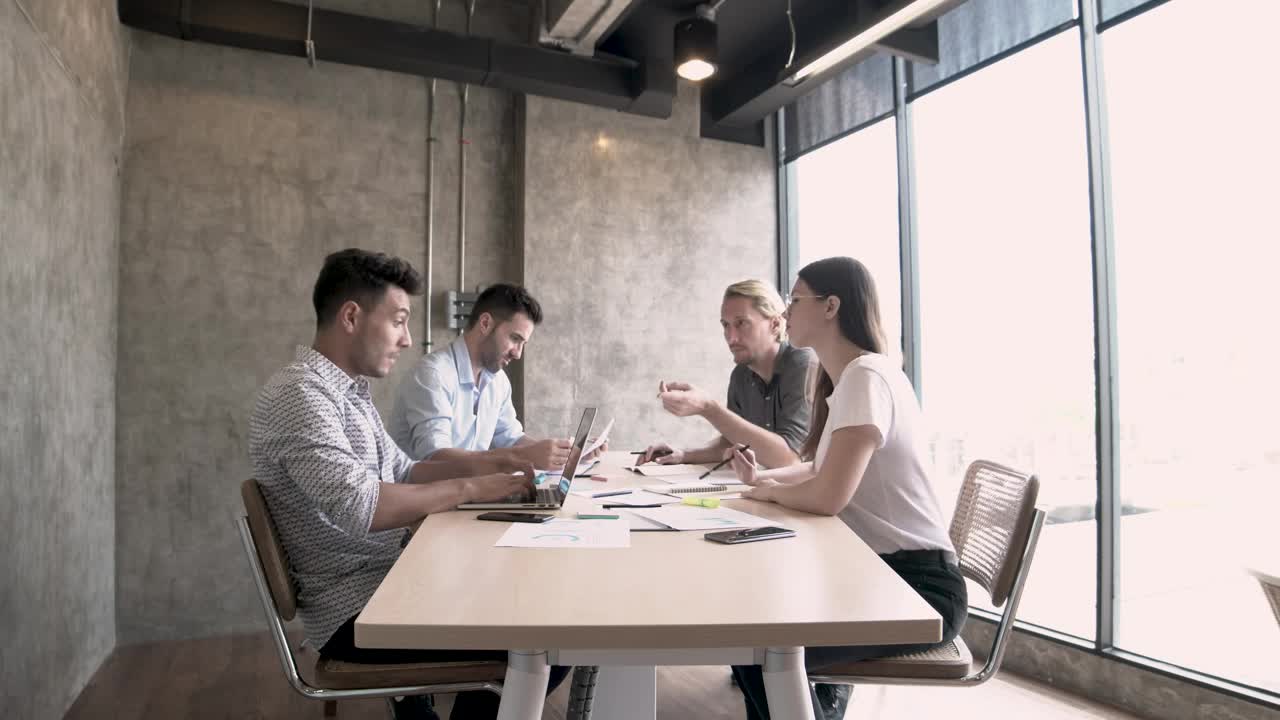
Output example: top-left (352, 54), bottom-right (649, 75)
top-left (731, 549), bottom-right (968, 720)
top-left (320, 615), bottom-right (571, 720)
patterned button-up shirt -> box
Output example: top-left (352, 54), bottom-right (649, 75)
top-left (249, 345), bottom-right (414, 649)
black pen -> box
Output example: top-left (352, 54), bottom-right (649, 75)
top-left (698, 444), bottom-right (751, 480)
top-left (603, 503), bottom-right (663, 509)
top-left (629, 448), bottom-right (673, 464)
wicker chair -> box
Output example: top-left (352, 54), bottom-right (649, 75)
top-left (1250, 568), bottom-right (1280, 633)
top-left (809, 459), bottom-right (1045, 688)
top-left (238, 479), bottom-right (506, 717)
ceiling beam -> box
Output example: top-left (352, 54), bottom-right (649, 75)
top-left (703, 0), bottom-right (960, 128)
top-left (118, 0), bottom-right (673, 118)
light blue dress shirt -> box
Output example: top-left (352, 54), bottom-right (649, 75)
top-left (389, 336), bottom-right (525, 460)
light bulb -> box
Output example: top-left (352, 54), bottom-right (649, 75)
top-left (676, 58), bottom-right (716, 81)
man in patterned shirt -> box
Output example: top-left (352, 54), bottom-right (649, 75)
top-left (249, 249), bottom-right (567, 719)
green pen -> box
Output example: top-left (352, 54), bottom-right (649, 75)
top-left (577, 512), bottom-right (620, 520)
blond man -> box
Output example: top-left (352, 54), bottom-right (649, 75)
top-left (639, 279), bottom-right (816, 469)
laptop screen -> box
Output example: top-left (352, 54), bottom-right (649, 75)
top-left (557, 408), bottom-right (597, 495)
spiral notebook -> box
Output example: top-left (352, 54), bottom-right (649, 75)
top-left (645, 482), bottom-right (742, 495)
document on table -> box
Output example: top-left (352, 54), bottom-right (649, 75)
top-left (628, 505), bottom-right (772, 532)
top-left (545, 458), bottom-right (598, 478)
top-left (495, 518), bottom-right (630, 548)
top-left (626, 464), bottom-right (741, 483)
top-left (690, 469), bottom-right (742, 484)
top-left (618, 509), bottom-right (674, 532)
top-left (623, 464), bottom-right (703, 477)
top-left (656, 471), bottom-right (743, 486)
top-left (568, 488), bottom-right (682, 506)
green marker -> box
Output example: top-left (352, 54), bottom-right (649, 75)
top-left (577, 512), bottom-right (620, 520)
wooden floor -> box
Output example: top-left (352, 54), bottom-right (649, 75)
top-left (64, 632), bottom-right (1144, 720)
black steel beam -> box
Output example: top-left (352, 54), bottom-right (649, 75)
top-left (704, 0), bottom-right (958, 129)
top-left (873, 23), bottom-right (940, 65)
top-left (118, 0), bottom-right (672, 118)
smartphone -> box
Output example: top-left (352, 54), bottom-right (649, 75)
top-left (476, 512), bottom-right (554, 523)
top-left (704, 526), bottom-right (796, 544)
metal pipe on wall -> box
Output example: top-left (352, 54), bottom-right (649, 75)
top-left (424, 0), bottom-right (443, 351)
top-left (457, 0), bottom-right (477, 303)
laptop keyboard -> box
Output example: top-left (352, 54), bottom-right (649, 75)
top-left (504, 487), bottom-right (558, 505)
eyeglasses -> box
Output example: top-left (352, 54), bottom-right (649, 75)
top-left (783, 293), bottom-right (825, 307)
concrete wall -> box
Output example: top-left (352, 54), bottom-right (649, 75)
top-left (115, 0), bottom-right (527, 643)
top-left (520, 83), bottom-right (777, 448)
top-left (0, 0), bottom-right (129, 717)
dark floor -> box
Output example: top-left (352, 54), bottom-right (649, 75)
top-left (64, 632), bottom-right (1144, 720)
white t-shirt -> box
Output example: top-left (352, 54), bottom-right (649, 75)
top-left (814, 353), bottom-right (955, 559)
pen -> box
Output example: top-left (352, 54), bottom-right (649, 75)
top-left (630, 449), bottom-right (673, 460)
top-left (603, 503), bottom-right (663, 509)
top-left (698, 444), bottom-right (751, 480)
top-left (592, 490), bottom-right (631, 498)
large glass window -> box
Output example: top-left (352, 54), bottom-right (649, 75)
top-left (913, 30), bottom-right (1097, 639)
top-left (792, 118), bottom-right (902, 361)
top-left (1103, 0), bottom-right (1280, 693)
top-left (782, 0), bottom-right (1280, 701)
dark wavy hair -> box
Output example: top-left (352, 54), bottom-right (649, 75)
top-left (466, 283), bottom-right (543, 329)
top-left (312, 249), bottom-right (423, 327)
top-left (797, 257), bottom-right (886, 461)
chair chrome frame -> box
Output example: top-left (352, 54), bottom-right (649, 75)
top-left (236, 515), bottom-right (503, 704)
top-left (809, 509), bottom-right (1044, 688)
top-left (810, 459), bottom-right (1046, 689)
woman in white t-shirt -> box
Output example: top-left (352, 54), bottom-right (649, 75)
top-left (727, 257), bottom-right (967, 720)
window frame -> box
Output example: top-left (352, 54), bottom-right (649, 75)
top-left (773, 0), bottom-right (1280, 709)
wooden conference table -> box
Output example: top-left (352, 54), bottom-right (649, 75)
top-left (356, 451), bottom-right (942, 720)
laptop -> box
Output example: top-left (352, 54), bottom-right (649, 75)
top-left (457, 408), bottom-right (597, 510)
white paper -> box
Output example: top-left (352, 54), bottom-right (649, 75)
top-left (569, 489), bottom-right (681, 506)
top-left (618, 509), bottom-right (675, 531)
top-left (626, 465), bottom-right (741, 484)
top-left (494, 518), bottom-right (630, 548)
top-left (582, 418), bottom-right (613, 457)
top-left (629, 506), bottom-right (772, 532)
top-left (624, 464), bottom-right (703, 477)
top-left (665, 469), bottom-right (742, 485)
top-left (573, 458), bottom-right (600, 476)
top-left (545, 457), bottom-right (598, 478)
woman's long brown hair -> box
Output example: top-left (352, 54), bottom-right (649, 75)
top-left (797, 257), bottom-right (886, 461)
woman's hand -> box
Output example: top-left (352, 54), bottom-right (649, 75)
top-left (727, 447), bottom-right (761, 485)
top-left (741, 483), bottom-right (780, 503)
top-left (728, 446), bottom-right (780, 501)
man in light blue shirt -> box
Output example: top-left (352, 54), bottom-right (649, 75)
top-left (390, 284), bottom-right (592, 470)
